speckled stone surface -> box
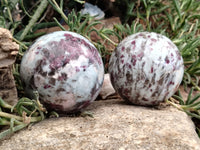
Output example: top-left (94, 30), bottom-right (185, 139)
top-left (20, 31), bottom-right (104, 113)
top-left (0, 99), bottom-right (200, 150)
top-left (109, 32), bottom-right (184, 106)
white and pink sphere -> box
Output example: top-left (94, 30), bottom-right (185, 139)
top-left (109, 32), bottom-right (184, 106)
top-left (20, 31), bottom-right (104, 113)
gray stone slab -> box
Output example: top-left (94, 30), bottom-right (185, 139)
top-left (0, 99), bottom-right (200, 150)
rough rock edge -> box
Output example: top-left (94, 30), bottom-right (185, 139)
top-left (0, 27), bottom-right (19, 105)
top-left (99, 73), bottom-right (116, 99)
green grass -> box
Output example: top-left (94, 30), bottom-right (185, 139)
top-left (0, 0), bottom-right (200, 139)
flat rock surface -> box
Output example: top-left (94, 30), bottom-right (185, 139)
top-left (0, 99), bottom-right (200, 150)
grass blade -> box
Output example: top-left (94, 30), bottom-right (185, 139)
top-left (172, 0), bottom-right (182, 20)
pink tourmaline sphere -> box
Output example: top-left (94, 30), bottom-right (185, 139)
top-left (20, 31), bottom-right (104, 113)
top-left (109, 32), bottom-right (184, 106)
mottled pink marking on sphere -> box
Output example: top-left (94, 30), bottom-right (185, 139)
top-left (20, 31), bottom-right (104, 113)
top-left (109, 32), bottom-right (184, 106)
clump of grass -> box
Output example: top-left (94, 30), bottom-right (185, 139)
top-left (0, 92), bottom-right (49, 140)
